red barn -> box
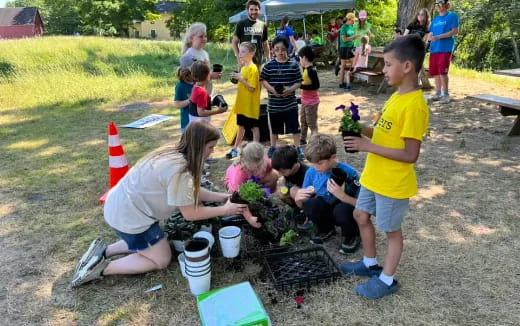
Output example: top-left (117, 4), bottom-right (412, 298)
top-left (0, 7), bottom-right (44, 39)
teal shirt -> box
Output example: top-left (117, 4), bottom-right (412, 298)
top-left (339, 24), bottom-right (355, 48)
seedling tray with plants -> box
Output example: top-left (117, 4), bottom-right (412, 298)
top-left (262, 247), bottom-right (342, 291)
top-left (242, 226), bottom-right (297, 259)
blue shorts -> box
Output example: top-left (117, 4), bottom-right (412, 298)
top-left (355, 186), bottom-right (409, 232)
top-left (112, 222), bottom-right (165, 252)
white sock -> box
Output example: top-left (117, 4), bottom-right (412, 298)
top-left (379, 272), bottom-right (394, 286)
top-left (362, 256), bottom-right (378, 268)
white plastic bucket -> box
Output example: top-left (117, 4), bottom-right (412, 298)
top-left (193, 231), bottom-right (215, 249)
top-left (177, 253), bottom-right (187, 278)
top-left (184, 238), bottom-right (209, 260)
top-left (219, 226), bottom-right (241, 258)
top-left (185, 257), bottom-right (211, 271)
top-left (187, 269), bottom-right (212, 295)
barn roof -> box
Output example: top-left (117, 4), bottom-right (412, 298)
top-left (0, 7), bottom-right (40, 27)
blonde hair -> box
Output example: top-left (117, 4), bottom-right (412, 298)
top-left (137, 120), bottom-right (219, 205)
top-left (345, 13), bottom-right (357, 22)
top-left (304, 134), bottom-right (337, 163)
top-left (239, 142), bottom-right (266, 173)
top-left (182, 22), bottom-right (207, 54)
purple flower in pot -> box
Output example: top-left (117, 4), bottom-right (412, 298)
top-left (337, 101), bottom-right (363, 153)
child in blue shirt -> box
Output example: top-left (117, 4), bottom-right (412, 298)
top-left (295, 134), bottom-right (361, 254)
top-left (173, 67), bottom-right (194, 133)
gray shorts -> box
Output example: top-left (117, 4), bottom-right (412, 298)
top-left (355, 186), bottom-right (409, 232)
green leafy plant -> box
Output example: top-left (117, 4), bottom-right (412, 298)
top-left (238, 180), bottom-right (266, 202)
top-left (279, 229), bottom-right (298, 246)
top-left (337, 102), bottom-right (362, 133)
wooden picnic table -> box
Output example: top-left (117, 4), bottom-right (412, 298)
top-left (493, 68), bottom-right (520, 78)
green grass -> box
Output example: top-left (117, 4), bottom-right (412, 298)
top-left (451, 65), bottom-right (520, 89)
top-left (1, 36), bottom-right (519, 325)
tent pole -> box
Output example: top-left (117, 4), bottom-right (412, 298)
top-left (303, 15), bottom-right (307, 39)
top-left (320, 14), bottom-right (324, 45)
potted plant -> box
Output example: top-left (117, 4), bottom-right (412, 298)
top-left (231, 180), bottom-right (295, 246)
top-left (336, 102), bottom-right (362, 153)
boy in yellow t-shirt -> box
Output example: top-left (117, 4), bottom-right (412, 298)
top-left (226, 42), bottom-right (261, 159)
top-left (341, 35), bottom-right (429, 299)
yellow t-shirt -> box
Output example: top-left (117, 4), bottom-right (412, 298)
top-left (234, 63), bottom-right (260, 119)
top-left (360, 90), bottom-right (429, 199)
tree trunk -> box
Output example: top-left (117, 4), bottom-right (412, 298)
top-left (397, 0), bottom-right (435, 32)
top-left (511, 36), bottom-right (520, 66)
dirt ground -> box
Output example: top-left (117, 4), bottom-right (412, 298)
top-left (1, 69), bottom-right (519, 325)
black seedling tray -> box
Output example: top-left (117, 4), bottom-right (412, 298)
top-left (242, 226), bottom-right (292, 259)
top-left (263, 247), bottom-right (342, 291)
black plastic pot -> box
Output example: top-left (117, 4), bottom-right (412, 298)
top-left (212, 94), bottom-right (228, 107)
top-left (330, 167), bottom-right (347, 186)
top-left (230, 70), bottom-right (239, 84)
top-left (274, 84), bottom-right (285, 94)
top-left (341, 129), bottom-right (361, 153)
top-left (212, 63), bottom-right (223, 73)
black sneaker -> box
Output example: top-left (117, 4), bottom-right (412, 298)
top-left (339, 236), bottom-right (361, 255)
top-left (300, 139), bottom-right (307, 146)
top-left (310, 228), bottom-right (336, 245)
top-left (339, 83), bottom-right (346, 88)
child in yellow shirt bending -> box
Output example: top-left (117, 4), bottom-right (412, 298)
top-left (226, 42), bottom-right (261, 159)
top-left (342, 35), bottom-right (429, 299)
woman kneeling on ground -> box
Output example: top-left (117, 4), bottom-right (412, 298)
top-left (71, 120), bottom-right (259, 287)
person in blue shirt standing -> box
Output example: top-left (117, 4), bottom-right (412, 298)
top-left (428, 0), bottom-right (459, 104)
top-left (276, 16), bottom-right (298, 57)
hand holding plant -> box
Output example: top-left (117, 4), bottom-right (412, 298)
top-left (336, 101), bottom-right (363, 153)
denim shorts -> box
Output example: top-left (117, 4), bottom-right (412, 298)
top-left (112, 222), bottom-right (165, 252)
top-left (355, 186), bottom-right (409, 232)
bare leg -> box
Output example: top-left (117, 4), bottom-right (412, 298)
top-left (103, 238), bottom-right (172, 275)
top-left (292, 133), bottom-right (301, 147)
top-left (234, 126), bottom-right (246, 150)
top-left (339, 59), bottom-right (348, 84)
top-left (105, 240), bottom-right (132, 258)
top-left (353, 209), bottom-right (376, 258)
top-left (440, 74), bottom-right (449, 92)
top-left (383, 230), bottom-right (403, 276)
top-left (251, 127), bottom-right (260, 142)
top-left (346, 70), bottom-right (351, 84)
top-left (434, 75), bottom-right (442, 93)
top-left (270, 133), bottom-right (278, 147)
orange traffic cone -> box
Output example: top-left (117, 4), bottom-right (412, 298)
top-left (99, 122), bottom-right (129, 203)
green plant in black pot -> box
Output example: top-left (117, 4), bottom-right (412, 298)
top-left (336, 102), bottom-right (363, 153)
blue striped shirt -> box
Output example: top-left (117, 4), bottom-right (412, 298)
top-left (260, 58), bottom-right (302, 113)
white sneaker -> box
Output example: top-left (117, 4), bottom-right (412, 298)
top-left (71, 255), bottom-right (109, 288)
top-left (439, 94), bottom-right (451, 104)
top-left (430, 93), bottom-right (442, 101)
top-left (73, 237), bottom-right (106, 277)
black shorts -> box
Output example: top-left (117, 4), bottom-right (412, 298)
top-left (268, 109), bottom-right (300, 135)
top-left (339, 46), bottom-right (355, 60)
top-left (236, 114), bottom-right (260, 128)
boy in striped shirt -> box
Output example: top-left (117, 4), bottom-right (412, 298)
top-left (261, 36), bottom-right (303, 159)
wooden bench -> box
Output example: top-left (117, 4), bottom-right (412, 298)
top-left (467, 94), bottom-right (520, 136)
top-left (353, 70), bottom-right (384, 83)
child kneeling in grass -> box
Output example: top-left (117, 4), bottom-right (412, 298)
top-left (295, 134), bottom-right (361, 253)
top-left (341, 35), bottom-right (429, 299)
top-left (71, 121), bottom-right (258, 288)
top-left (224, 142), bottom-right (279, 194)
top-left (271, 146), bottom-right (310, 228)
